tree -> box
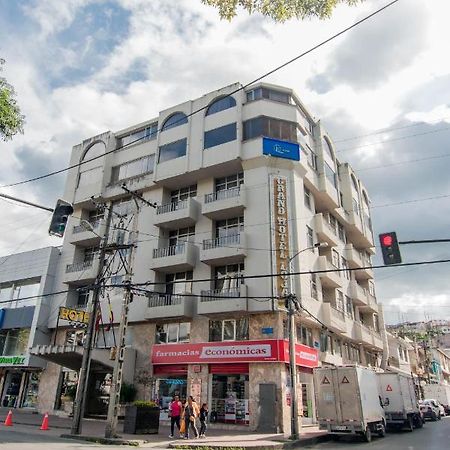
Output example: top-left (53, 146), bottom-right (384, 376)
top-left (0, 59), bottom-right (25, 141)
top-left (202, 0), bottom-right (363, 22)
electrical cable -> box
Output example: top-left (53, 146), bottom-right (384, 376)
top-left (0, 0), bottom-right (400, 190)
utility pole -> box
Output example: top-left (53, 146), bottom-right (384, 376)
top-left (71, 205), bottom-right (113, 435)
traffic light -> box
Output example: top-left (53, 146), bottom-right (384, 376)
top-left (49, 199), bottom-right (74, 237)
top-left (379, 231), bottom-right (402, 265)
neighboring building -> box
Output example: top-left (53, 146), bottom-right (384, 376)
top-left (31, 82), bottom-right (383, 434)
top-left (386, 332), bottom-right (414, 375)
top-left (0, 247), bottom-right (60, 408)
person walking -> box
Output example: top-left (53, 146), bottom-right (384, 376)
top-left (183, 395), bottom-right (199, 439)
top-left (199, 403), bottom-right (208, 438)
top-left (168, 395), bottom-right (182, 438)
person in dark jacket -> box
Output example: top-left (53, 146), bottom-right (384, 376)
top-left (183, 396), bottom-right (199, 439)
top-left (199, 403), bottom-right (208, 437)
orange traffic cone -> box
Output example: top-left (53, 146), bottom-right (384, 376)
top-left (40, 412), bottom-right (49, 431)
top-left (4, 410), bottom-right (13, 426)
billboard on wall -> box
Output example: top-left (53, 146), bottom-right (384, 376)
top-left (263, 137), bottom-right (300, 161)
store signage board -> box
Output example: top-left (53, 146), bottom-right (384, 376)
top-left (0, 355), bottom-right (27, 366)
top-left (263, 137), bottom-right (300, 161)
top-left (261, 327), bottom-right (274, 335)
top-left (58, 307), bottom-right (90, 324)
top-left (152, 339), bottom-right (319, 368)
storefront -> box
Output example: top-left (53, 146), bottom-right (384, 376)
top-left (151, 339), bottom-right (319, 429)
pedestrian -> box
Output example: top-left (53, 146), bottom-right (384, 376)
top-left (199, 403), bottom-right (208, 438)
top-left (168, 395), bottom-right (182, 438)
top-left (183, 395), bottom-right (199, 439)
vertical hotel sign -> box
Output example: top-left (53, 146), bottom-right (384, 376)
top-left (270, 175), bottom-right (291, 310)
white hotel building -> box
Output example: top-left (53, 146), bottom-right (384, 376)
top-left (33, 82), bottom-right (384, 434)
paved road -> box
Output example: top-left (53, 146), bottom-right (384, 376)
top-left (305, 417), bottom-right (450, 449)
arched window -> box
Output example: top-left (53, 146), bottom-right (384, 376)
top-left (161, 112), bottom-right (188, 131)
top-left (78, 141), bottom-right (105, 188)
top-left (362, 191), bottom-right (370, 208)
top-left (322, 136), bottom-right (334, 159)
top-left (351, 174), bottom-right (359, 191)
top-left (81, 141), bottom-right (105, 162)
top-left (206, 96), bottom-right (236, 116)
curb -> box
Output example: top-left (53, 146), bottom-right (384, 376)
top-left (2, 420), bottom-right (71, 430)
top-left (61, 433), bottom-right (146, 446)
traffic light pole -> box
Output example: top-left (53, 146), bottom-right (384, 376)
top-left (287, 292), bottom-right (299, 440)
top-left (70, 205), bottom-right (113, 436)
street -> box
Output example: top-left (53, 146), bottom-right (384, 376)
top-left (306, 417), bottom-right (450, 450)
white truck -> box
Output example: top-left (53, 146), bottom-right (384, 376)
top-left (313, 366), bottom-right (386, 442)
top-left (423, 384), bottom-right (450, 415)
top-left (376, 372), bottom-right (423, 431)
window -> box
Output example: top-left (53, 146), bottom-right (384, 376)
top-left (328, 214), bottom-right (337, 234)
top-left (338, 222), bottom-right (346, 242)
top-left (297, 325), bottom-right (313, 348)
top-left (111, 154), bottom-right (155, 183)
top-left (156, 322), bottom-right (191, 344)
top-left (341, 257), bottom-right (350, 279)
top-left (161, 112), bottom-right (188, 131)
top-left (333, 338), bottom-right (342, 356)
top-left (0, 329), bottom-right (30, 356)
top-left (353, 198), bottom-right (360, 216)
top-left (336, 290), bottom-right (344, 312)
top-left (243, 116), bottom-right (297, 142)
top-left (324, 162), bottom-right (337, 188)
top-left (84, 246), bottom-right (98, 263)
top-left (165, 271), bottom-right (193, 295)
top-left (209, 318), bottom-right (249, 342)
top-left (77, 141), bottom-right (105, 188)
top-left (368, 280), bottom-right (376, 297)
top-left (77, 289), bottom-right (90, 307)
top-left (168, 227), bottom-right (195, 247)
top-left (311, 274), bottom-right (318, 300)
top-left (246, 87), bottom-right (291, 104)
top-left (204, 123), bottom-right (237, 149)
top-left (322, 136), bottom-right (334, 159)
top-left (214, 263), bottom-right (245, 291)
top-left (158, 138), bottom-right (187, 163)
top-left (331, 249), bottom-right (340, 268)
top-left (345, 296), bottom-right (354, 319)
top-left (304, 186), bottom-right (312, 209)
top-left (88, 209), bottom-right (103, 225)
top-left (118, 122), bottom-right (158, 147)
top-left (215, 173), bottom-right (243, 192)
top-left (206, 96), bottom-right (236, 115)
top-left (304, 144), bottom-right (317, 171)
top-left (351, 174), bottom-right (359, 191)
top-left (77, 166), bottom-right (102, 188)
top-left (306, 225), bottom-right (314, 248)
top-left (215, 216), bottom-right (244, 238)
top-left (170, 185), bottom-right (197, 203)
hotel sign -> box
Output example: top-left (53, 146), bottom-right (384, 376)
top-left (270, 175), bottom-right (292, 309)
top-left (263, 137), bottom-right (300, 161)
top-left (58, 307), bottom-right (90, 325)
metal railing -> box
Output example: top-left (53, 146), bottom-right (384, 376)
top-left (148, 293), bottom-right (183, 308)
top-left (204, 187), bottom-right (241, 204)
top-left (331, 305), bottom-right (346, 321)
top-left (66, 260), bottom-right (93, 273)
top-left (203, 233), bottom-right (241, 250)
top-left (156, 199), bottom-right (188, 215)
top-left (72, 221), bottom-right (100, 234)
top-left (153, 243), bottom-right (186, 258)
top-left (200, 288), bottom-right (241, 302)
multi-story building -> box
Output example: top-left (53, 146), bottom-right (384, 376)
top-left (32, 82), bottom-right (384, 433)
top-left (386, 332), bottom-right (414, 375)
top-left (0, 247), bottom-right (60, 408)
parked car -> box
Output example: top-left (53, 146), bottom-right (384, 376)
top-left (419, 399), bottom-right (441, 421)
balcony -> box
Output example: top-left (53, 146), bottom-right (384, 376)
top-left (64, 259), bottom-right (99, 285)
top-left (150, 242), bottom-right (197, 272)
top-left (317, 256), bottom-right (342, 288)
top-left (154, 198), bottom-right (200, 229)
top-left (316, 173), bottom-right (340, 211)
top-left (353, 322), bottom-right (383, 350)
top-left (321, 303), bottom-right (347, 333)
top-left (348, 281), bottom-right (378, 312)
top-left (343, 244), bottom-right (363, 268)
top-left (202, 187), bottom-right (246, 220)
top-left (69, 221), bottom-right (105, 246)
top-left (314, 213), bottom-right (339, 247)
top-left (347, 212), bottom-right (374, 249)
top-left (146, 293), bottom-right (194, 321)
top-left (198, 285), bottom-right (248, 315)
top-left (200, 233), bottom-right (247, 265)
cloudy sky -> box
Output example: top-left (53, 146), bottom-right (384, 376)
top-left (0, 0), bottom-right (449, 324)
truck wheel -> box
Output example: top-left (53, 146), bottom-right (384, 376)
top-left (438, 412), bottom-right (442, 421)
top-left (407, 416), bottom-right (414, 432)
top-left (363, 426), bottom-right (372, 443)
top-left (378, 422), bottom-right (386, 438)
top-left (414, 414), bottom-right (423, 429)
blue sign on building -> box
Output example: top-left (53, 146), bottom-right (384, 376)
top-left (263, 137), bottom-right (300, 161)
top-left (0, 309), bottom-right (4, 328)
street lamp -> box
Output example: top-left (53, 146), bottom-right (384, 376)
top-left (287, 241), bottom-right (328, 440)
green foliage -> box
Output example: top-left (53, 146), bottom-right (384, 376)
top-left (0, 59), bottom-right (24, 141)
top-left (201, 0), bottom-right (363, 22)
top-left (133, 400), bottom-right (158, 408)
top-left (120, 383), bottom-right (137, 403)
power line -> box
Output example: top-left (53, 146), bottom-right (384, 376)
top-left (0, 0), bottom-right (400, 190)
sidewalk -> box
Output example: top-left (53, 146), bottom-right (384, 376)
top-left (0, 407), bottom-right (328, 448)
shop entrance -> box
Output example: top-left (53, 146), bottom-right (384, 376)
top-left (1, 371), bottom-right (22, 408)
top-left (209, 364), bottom-right (249, 425)
top-left (22, 372), bottom-right (40, 408)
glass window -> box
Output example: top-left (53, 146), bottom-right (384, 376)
top-left (168, 227), bottom-right (195, 247)
top-left (324, 162), bottom-right (337, 188)
top-left (111, 154), bottom-right (155, 183)
top-left (215, 173), bottom-right (243, 192)
top-left (171, 185), bottom-right (197, 203)
top-left (214, 263), bottom-right (245, 291)
top-left (82, 142), bottom-right (105, 162)
top-left (0, 329), bottom-right (30, 356)
top-left (351, 175), bottom-right (359, 191)
top-left (77, 166), bottom-right (102, 187)
top-left (304, 186), bottom-right (311, 209)
top-left (118, 122), bottom-right (158, 147)
top-left (345, 296), bottom-right (353, 318)
top-left (165, 271), bottom-right (193, 294)
top-left (243, 116), bottom-right (296, 142)
top-left (209, 318), bottom-right (248, 341)
top-left (84, 246), bottom-right (98, 263)
top-left (306, 225), bottom-right (314, 248)
top-left (215, 216), bottom-right (244, 238)
top-left (311, 274), bottom-right (318, 300)
top-left (331, 249), bottom-right (340, 268)
top-left (7, 282), bottom-right (40, 308)
top-left (322, 136), bottom-right (334, 159)
top-left (338, 222), bottom-right (346, 242)
top-left (297, 325), bottom-right (313, 348)
top-left (156, 322), bottom-right (191, 344)
top-left (341, 257), bottom-right (350, 280)
top-left (158, 138), bottom-right (187, 163)
top-left (161, 112), bottom-right (188, 131)
top-left (77, 289), bottom-right (90, 306)
top-left (206, 96), bottom-right (236, 115)
top-left (336, 290), bottom-right (344, 312)
top-left (204, 123), bottom-right (237, 149)
top-left (305, 144), bottom-right (317, 171)
top-left (353, 198), bottom-right (360, 216)
top-left (246, 87), bottom-right (291, 104)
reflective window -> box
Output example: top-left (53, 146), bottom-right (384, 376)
top-left (215, 173), bottom-right (243, 192)
top-left (156, 322), bottom-right (191, 344)
top-left (206, 96), bottom-right (236, 116)
top-left (322, 136), bottom-right (334, 159)
top-left (214, 263), bottom-right (245, 291)
top-left (215, 216), bottom-right (244, 238)
top-left (171, 185), bottom-right (197, 203)
top-left (111, 154), bottom-right (155, 183)
top-left (324, 162), bottom-right (337, 188)
top-left (306, 225), bottom-right (314, 248)
top-left (78, 141), bottom-right (105, 188)
top-left (209, 318), bottom-right (249, 341)
top-left (118, 122), bottom-right (158, 147)
top-left (82, 142), bottom-right (105, 162)
top-left (161, 112), bottom-right (188, 131)
top-left (165, 271), bottom-right (193, 295)
top-left (204, 123), bottom-right (237, 149)
top-left (304, 186), bottom-right (311, 209)
top-left (158, 138), bottom-right (187, 163)
top-left (246, 88), bottom-right (291, 104)
top-left (243, 116), bottom-right (297, 142)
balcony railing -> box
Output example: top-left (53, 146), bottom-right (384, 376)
top-left (153, 243), bottom-right (186, 258)
top-left (72, 221), bottom-right (100, 234)
top-left (156, 199), bottom-right (188, 215)
top-left (148, 293), bottom-right (183, 308)
top-left (331, 305), bottom-right (346, 321)
top-left (204, 187), bottom-right (240, 204)
top-left (200, 288), bottom-right (241, 302)
top-left (66, 260), bottom-right (93, 273)
top-left (203, 233), bottom-right (240, 250)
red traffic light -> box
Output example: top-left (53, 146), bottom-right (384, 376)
top-left (381, 234), bottom-right (393, 247)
